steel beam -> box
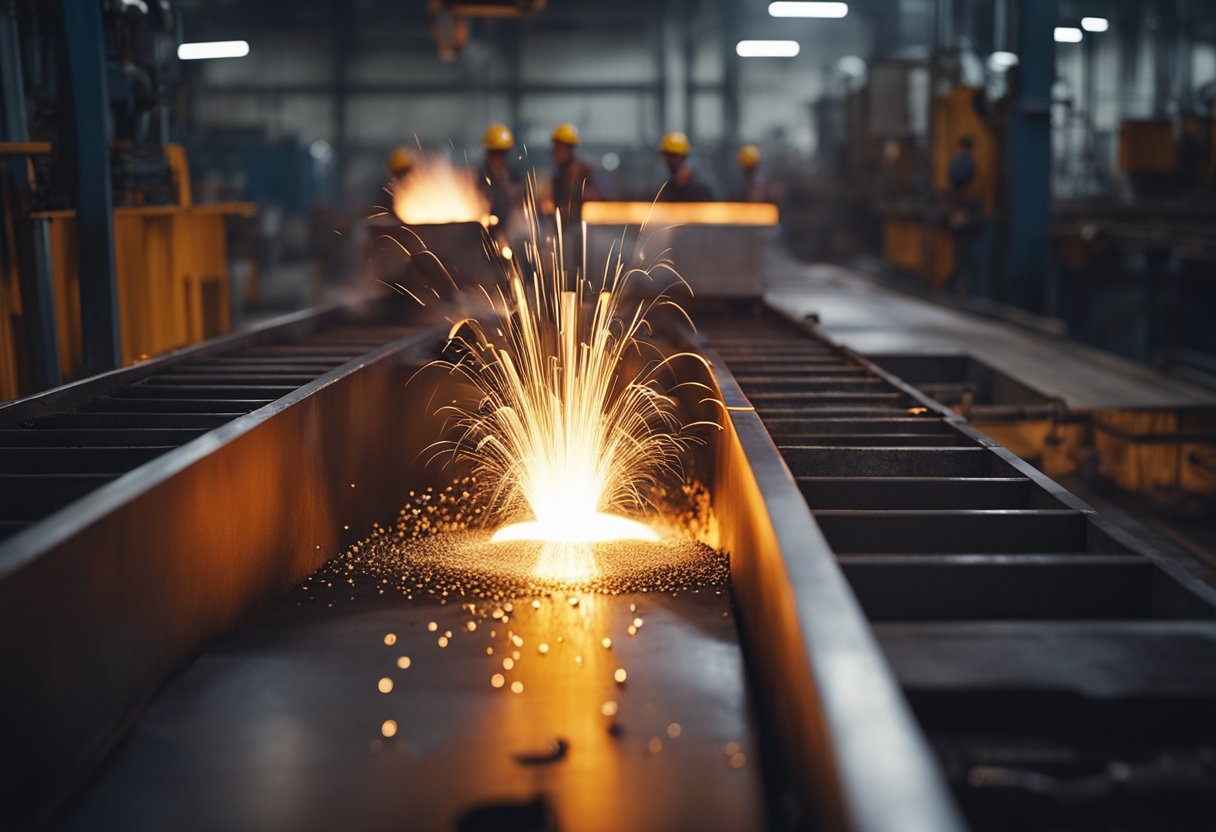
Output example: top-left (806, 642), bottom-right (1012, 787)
top-left (0, 324), bottom-right (437, 829)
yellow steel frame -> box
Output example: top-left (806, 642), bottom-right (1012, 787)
top-left (34, 202), bottom-right (253, 374)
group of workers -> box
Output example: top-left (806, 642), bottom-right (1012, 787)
top-left (382, 124), bottom-right (770, 228)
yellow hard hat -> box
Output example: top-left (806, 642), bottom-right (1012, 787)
top-left (737, 144), bottom-right (761, 169)
top-left (659, 131), bottom-right (690, 155)
top-left (388, 146), bottom-right (413, 174)
top-left (551, 122), bottom-right (579, 145)
top-left (483, 123), bottom-right (515, 151)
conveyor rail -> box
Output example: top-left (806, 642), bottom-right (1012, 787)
top-left (702, 310), bottom-right (1216, 832)
top-left (0, 315), bottom-right (416, 540)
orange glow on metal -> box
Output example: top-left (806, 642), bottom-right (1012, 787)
top-left (581, 201), bottom-right (779, 226)
top-left (492, 513), bottom-right (660, 544)
top-left (392, 156), bottom-right (490, 226)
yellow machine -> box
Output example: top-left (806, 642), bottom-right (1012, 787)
top-left (1, 143), bottom-right (252, 399)
top-left (879, 85), bottom-right (998, 289)
top-left (881, 217), bottom-right (955, 289)
top-left (1117, 119), bottom-right (1177, 174)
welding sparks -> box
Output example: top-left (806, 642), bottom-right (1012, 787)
top-left (392, 156), bottom-right (490, 226)
top-left (431, 182), bottom-right (712, 557)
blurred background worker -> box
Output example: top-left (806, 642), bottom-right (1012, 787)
top-left (550, 122), bottom-right (599, 223)
top-left (736, 144), bottom-right (770, 202)
top-left (946, 135), bottom-right (989, 297)
top-left (374, 145), bottom-right (413, 211)
top-left (481, 123), bottom-right (520, 227)
top-left (657, 131), bottom-right (714, 202)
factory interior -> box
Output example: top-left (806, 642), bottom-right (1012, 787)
top-left (3, 0), bottom-right (1216, 830)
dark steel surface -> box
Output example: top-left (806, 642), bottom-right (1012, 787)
top-left (701, 333), bottom-right (967, 832)
top-left (49, 575), bottom-right (765, 832)
top-left (0, 303), bottom-right (413, 539)
top-left (9, 294), bottom-right (1216, 832)
top-left (20, 327), bottom-right (769, 832)
top-left (0, 317), bottom-right (433, 830)
top-left (702, 304), bottom-right (1216, 831)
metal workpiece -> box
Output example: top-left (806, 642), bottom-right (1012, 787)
top-left (22, 325), bottom-right (773, 832)
top-left (4, 295), bottom-right (1215, 832)
top-left (0, 304), bottom-right (434, 830)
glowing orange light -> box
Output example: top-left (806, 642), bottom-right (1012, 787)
top-left (392, 156), bottom-right (490, 226)
top-left (492, 513), bottom-right (659, 544)
top-left (582, 200), bottom-right (778, 226)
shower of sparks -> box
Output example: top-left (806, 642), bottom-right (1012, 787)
top-left (391, 155), bottom-right (490, 226)
top-left (429, 181), bottom-right (715, 551)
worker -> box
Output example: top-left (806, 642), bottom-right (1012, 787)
top-left (387, 145), bottom-right (413, 188)
top-left (736, 144), bottom-right (770, 202)
top-left (946, 135), bottom-right (988, 296)
top-left (550, 122), bottom-right (599, 223)
top-left (948, 135), bottom-right (977, 195)
top-left (373, 145), bottom-right (413, 211)
top-left (657, 131), bottom-right (714, 202)
top-left (480, 123), bottom-right (521, 227)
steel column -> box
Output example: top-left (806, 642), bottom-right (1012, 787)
top-left (0, 4), bottom-right (61, 391)
top-left (1002, 0), bottom-right (1055, 312)
top-left (683, 0), bottom-right (696, 141)
top-left (330, 0), bottom-right (353, 205)
top-left (720, 0), bottom-right (740, 153)
top-left (60, 0), bottom-right (121, 374)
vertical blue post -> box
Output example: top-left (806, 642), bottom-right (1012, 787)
top-left (0, 4), bottom-right (61, 391)
top-left (62, 0), bottom-right (122, 373)
top-left (1003, 0), bottom-right (1056, 311)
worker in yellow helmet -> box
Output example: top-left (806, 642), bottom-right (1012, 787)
top-left (480, 123), bottom-right (520, 226)
top-left (374, 145), bottom-right (414, 212)
top-left (550, 122), bottom-right (600, 223)
top-left (657, 131), bottom-right (714, 202)
top-left (736, 144), bottom-right (771, 202)
top-left (388, 146), bottom-right (413, 180)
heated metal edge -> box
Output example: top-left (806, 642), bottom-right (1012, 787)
top-left (0, 323), bottom-right (445, 832)
top-left (701, 339), bottom-right (968, 832)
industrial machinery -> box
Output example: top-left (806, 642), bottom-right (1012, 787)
top-left (2, 256), bottom-right (1214, 830)
top-left (0, 0), bottom-right (251, 403)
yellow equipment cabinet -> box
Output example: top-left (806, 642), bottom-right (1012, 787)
top-left (877, 86), bottom-right (996, 291)
top-left (37, 202), bottom-right (253, 375)
top-left (1117, 119), bottom-right (1178, 173)
top-left (881, 215), bottom-right (955, 289)
top-left (1, 143), bottom-right (253, 398)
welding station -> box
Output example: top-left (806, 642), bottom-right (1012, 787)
top-left (2, 2), bottom-right (1215, 831)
